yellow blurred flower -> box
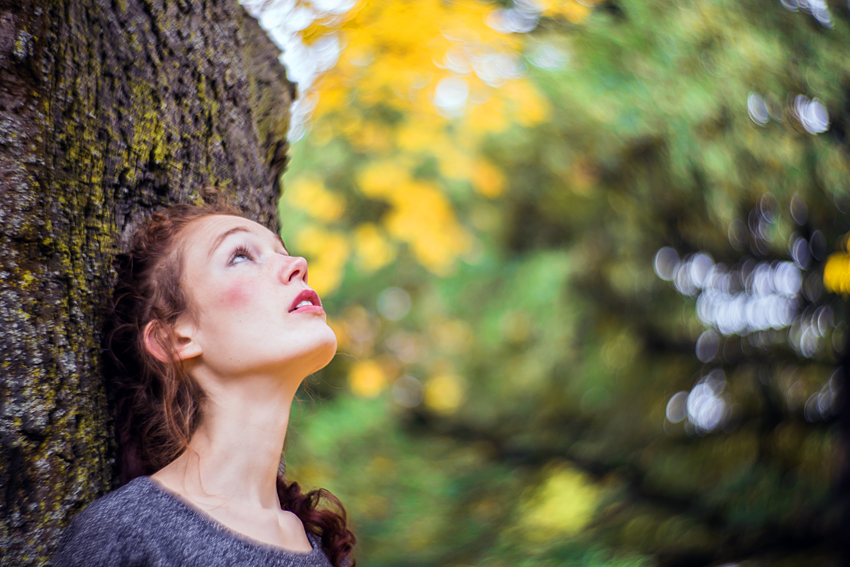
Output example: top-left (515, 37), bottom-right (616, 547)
top-left (824, 252), bottom-right (850, 296)
top-left (357, 161), bottom-right (409, 198)
top-left (424, 373), bottom-right (465, 414)
top-left (286, 176), bottom-right (345, 222)
top-left (357, 163), bottom-right (472, 274)
top-left (434, 146), bottom-right (473, 180)
top-left (517, 464), bottom-right (601, 539)
top-left (302, 0), bottom-right (543, 139)
top-left (471, 159), bottom-right (506, 198)
top-left (382, 180), bottom-right (473, 275)
top-left (464, 98), bottom-right (510, 135)
top-left (397, 119), bottom-right (443, 152)
top-left (538, 0), bottom-right (598, 22)
top-left (348, 359), bottom-right (388, 398)
top-left (339, 115), bottom-right (394, 153)
top-left (288, 0), bottom-right (561, 286)
top-left (354, 224), bottom-right (396, 272)
top-left (504, 81), bottom-right (550, 126)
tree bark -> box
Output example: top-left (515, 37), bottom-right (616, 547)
top-left (0, 0), bottom-right (294, 563)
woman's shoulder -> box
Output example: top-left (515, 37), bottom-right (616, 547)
top-left (53, 477), bottom-right (168, 566)
top-left (64, 476), bottom-right (163, 530)
top-left (55, 477), bottom-right (337, 566)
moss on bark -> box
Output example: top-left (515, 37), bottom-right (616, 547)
top-left (0, 1), bottom-right (294, 564)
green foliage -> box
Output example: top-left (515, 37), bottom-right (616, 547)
top-left (280, 0), bottom-right (848, 564)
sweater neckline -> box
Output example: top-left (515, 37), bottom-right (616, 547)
top-left (134, 475), bottom-right (323, 559)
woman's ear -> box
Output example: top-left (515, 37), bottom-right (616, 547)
top-left (143, 320), bottom-right (203, 363)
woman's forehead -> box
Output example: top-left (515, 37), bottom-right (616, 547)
top-left (184, 215), bottom-right (282, 258)
top-left (196, 215), bottom-right (274, 241)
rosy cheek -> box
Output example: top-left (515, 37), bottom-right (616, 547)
top-left (218, 281), bottom-right (253, 310)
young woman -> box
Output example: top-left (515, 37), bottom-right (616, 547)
top-left (54, 196), bottom-right (355, 566)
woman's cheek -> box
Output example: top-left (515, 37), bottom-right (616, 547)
top-left (219, 281), bottom-right (253, 310)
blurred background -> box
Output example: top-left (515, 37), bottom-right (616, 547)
top-left (244, 0), bottom-right (848, 564)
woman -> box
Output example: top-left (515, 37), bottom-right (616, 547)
top-left (54, 195), bottom-right (355, 566)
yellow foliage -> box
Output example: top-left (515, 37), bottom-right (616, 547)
top-left (294, 226), bottom-right (350, 296)
top-left (357, 162), bottom-right (473, 274)
top-left (397, 119), bottom-right (444, 152)
top-left (464, 98), bottom-right (510, 135)
top-left (357, 161), bottom-right (410, 198)
top-left (517, 463), bottom-right (601, 539)
top-left (286, 176), bottom-right (346, 222)
top-left (538, 0), bottom-right (597, 23)
top-left (471, 159), bottom-right (506, 198)
top-left (503, 81), bottom-right (550, 126)
top-left (338, 114), bottom-right (395, 153)
top-left (301, 0), bottom-right (544, 136)
top-left (434, 146), bottom-right (473, 180)
top-left (424, 373), bottom-right (465, 414)
top-left (289, 0), bottom-right (555, 276)
top-left (317, 89), bottom-right (347, 115)
top-left (824, 252), bottom-right (850, 296)
top-left (382, 180), bottom-right (473, 274)
top-left (348, 359), bottom-right (388, 398)
top-left (354, 224), bottom-right (397, 272)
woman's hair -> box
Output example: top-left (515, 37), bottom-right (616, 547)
top-left (105, 192), bottom-right (355, 566)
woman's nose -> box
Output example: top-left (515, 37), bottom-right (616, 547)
top-left (279, 255), bottom-right (309, 284)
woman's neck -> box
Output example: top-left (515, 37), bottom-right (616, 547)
top-left (153, 372), bottom-right (299, 510)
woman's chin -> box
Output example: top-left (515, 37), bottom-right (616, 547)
top-left (310, 330), bottom-right (338, 373)
top-left (287, 327), bottom-right (338, 377)
top-left (252, 326), bottom-right (339, 378)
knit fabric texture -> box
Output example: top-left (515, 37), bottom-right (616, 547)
top-left (53, 476), bottom-right (334, 567)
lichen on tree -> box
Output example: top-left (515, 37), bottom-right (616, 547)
top-left (0, 1), bottom-right (294, 563)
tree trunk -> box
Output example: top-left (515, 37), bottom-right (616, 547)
top-left (0, 0), bottom-right (294, 563)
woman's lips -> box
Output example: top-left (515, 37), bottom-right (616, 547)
top-left (289, 289), bottom-right (323, 314)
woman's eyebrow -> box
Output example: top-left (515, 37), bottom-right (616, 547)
top-left (207, 226), bottom-right (254, 259)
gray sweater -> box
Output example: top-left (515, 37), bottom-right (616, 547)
top-left (53, 476), bottom-right (334, 567)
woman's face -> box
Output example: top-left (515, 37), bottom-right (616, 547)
top-left (175, 214), bottom-right (337, 381)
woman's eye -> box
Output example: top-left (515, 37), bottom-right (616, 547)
top-left (230, 246), bottom-right (253, 265)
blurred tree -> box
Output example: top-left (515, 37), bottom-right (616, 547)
top-left (0, 1), bottom-right (292, 563)
top-left (272, 0), bottom-right (849, 565)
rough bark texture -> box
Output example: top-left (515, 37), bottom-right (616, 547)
top-left (0, 0), bottom-right (294, 563)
